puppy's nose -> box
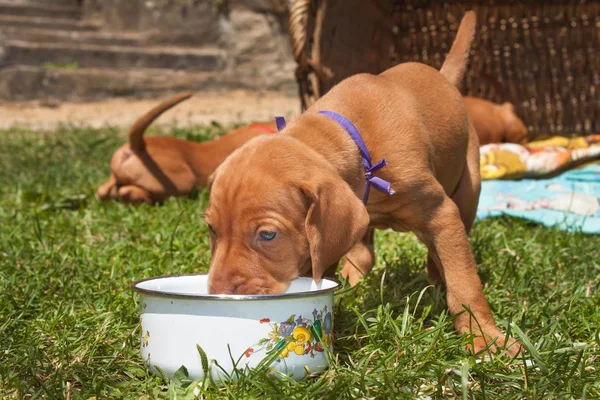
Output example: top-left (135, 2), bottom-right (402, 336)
top-left (208, 276), bottom-right (240, 294)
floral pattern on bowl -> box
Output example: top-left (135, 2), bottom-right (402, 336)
top-left (142, 330), bottom-right (150, 348)
top-left (247, 306), bottom-right (333, 360)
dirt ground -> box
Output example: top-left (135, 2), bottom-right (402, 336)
top-left (0, 90), bottom-right (300, 131)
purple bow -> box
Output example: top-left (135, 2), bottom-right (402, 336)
top-left (274, 112), bottom-right (394, 204)
top-left (274, 116), bottom-right (287, 132)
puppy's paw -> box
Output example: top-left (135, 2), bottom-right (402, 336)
top-left (340, 242), bottom-right (374, 286)
top-left (340, 259), bottom-right (365, 286)
top-left (96, 181), bottom-right (118, 201)
top-left (466, 327), bottom-right (522, 357)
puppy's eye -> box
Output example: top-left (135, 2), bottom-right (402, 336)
top-left (207, 224), bottom-right (216, 235)
top-left (258, 231), bottom-right (276, 241)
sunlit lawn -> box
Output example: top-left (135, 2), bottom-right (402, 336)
top-left (1, 126), bottom-right (598, 399)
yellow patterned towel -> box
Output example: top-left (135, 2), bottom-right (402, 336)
top-left (480, 135), bottom-right (600, 180)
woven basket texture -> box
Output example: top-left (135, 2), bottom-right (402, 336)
top-left (289, 0), bottom-right (600, 136)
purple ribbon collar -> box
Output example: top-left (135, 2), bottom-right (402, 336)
top-left (274, 111), bottom-right (394, 203)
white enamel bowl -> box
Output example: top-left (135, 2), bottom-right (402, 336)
top-left (133, 274), bottom-right (340, 382)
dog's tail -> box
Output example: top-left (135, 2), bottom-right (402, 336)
top-left (439, 11), bottom-right (476, 87)
top-left (129, 91), bottom-right (194, 152)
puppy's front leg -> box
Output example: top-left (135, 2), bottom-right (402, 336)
top-left (341, 228), bottom-right (375, 286)
top-left (417, 195), bottom-right (518, 356)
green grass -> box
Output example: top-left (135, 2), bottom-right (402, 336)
top-left (0, 125), bottom-right (598, 399)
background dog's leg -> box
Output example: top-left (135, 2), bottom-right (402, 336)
top-left (118, 185), bottom-right (153, 204)
top-left (340, 228), bottom-right (375, 286)
top-left (96, 174), bottom-right (118, 201)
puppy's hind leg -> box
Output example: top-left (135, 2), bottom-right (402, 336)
top-left (341, 228), bottom-right (375, 286)
top-left (428, 123), bottom-right (480, 286)
top-left (404, 178), bottom-right (518, 357)
top-left (426, 166), bottom-right (475, 285)
top-left (447, 125), bottom-right (520, 356)
top-left (118, 185), bottom-right (154, 204)
top-left (425, 127), bottom-right (519, 356)
top-left (451, 123), bottom-right (481, 235)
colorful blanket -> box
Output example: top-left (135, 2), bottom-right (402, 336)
top-left (480, 134), bottom-right (600, 180)
top-left (476, 165), bottom-right (600, 234)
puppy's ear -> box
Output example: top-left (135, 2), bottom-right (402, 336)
top-left (299, 175), bottom-right (370, 282)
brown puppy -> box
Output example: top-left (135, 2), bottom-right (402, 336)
top-left (96, 92), bottom-right (276, 204)
top-left (205, 12), bottom-right (519, 355)
top-left (464, 96), bottom-right (528, 145)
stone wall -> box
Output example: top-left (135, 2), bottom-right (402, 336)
top-left (82, 0), bottom-right (295, 92)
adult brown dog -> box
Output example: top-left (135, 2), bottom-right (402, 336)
top-left (96, 92), bottom-right (276, 204)
top-left (464, 96), bottom-right (528, 145)
top-left (205, 12), bottom-right (519, 355)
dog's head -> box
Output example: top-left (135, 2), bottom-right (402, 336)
top-left (204, 135), bottom-right (369, 294)
top-left (499, 102), bottom-right (529, 145)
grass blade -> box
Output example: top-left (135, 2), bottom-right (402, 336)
top-left (510, 322), bottom-right (549, 374)
top-left (461, 359), bottom-right (470, 400)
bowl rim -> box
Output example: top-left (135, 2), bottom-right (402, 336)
top-left (131, 273), bottom-right (341, 301)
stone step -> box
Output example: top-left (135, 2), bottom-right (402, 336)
top-left (0, 14), bottom-right (97, 31)
top-left (0, 0), bottom-right (81, 19)
top-left (1, 27), bottom-right (141, 46)
top-left (4, 40), bottom-right (225, 70)
top-left (0, 66), bottom-right (249, 102)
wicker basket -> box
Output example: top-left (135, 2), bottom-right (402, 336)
top-left (288, 0), bottom-right (600, 137)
